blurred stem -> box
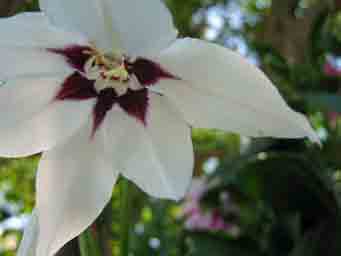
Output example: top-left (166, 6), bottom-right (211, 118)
top-left (97, 204), bottom-right (114, 256)
top-left (155, 202), bottom-right (167, 256)
top-left (78, 228), bottom-right (102, 256)
top-left (120, 179), bottom-right (132, 256)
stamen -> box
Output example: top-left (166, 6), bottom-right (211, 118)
top-left (83, 48), bottom-right (132, 95)
top-left (103, 64), bottom-right (129, 82)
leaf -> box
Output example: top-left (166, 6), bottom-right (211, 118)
top-left (78, 229), bottom-right (101, 256)
top-left (290, 219), bottom-right (341, 256)
top-left (203, 151), bottom-right (340, 255)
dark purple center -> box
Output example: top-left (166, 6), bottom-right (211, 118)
top-left (48, 45), bottom-right (178, 136)
top-left (126, 58), bottom-right (178, 86)
top-left (49, 46), bottom-right (92, 73)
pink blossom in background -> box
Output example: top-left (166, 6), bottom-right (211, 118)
top-left (321, 56), bottom-right (341, 128)
top-left (210, 210), bottom-right (230, 231)
top-left (182, 178), bottom-right (207, 216)
top-left (324, 62), bottom-right (341, 77)
top-left (324, 56), bottom-right (341, 77)
top-left (327, 111), bottom-right (340, 129)
top-left (182, 178), bottom-right (240, 236)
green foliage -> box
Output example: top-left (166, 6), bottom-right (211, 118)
top-left (185, 233), bottom-right (262, 256)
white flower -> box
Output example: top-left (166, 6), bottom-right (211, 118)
top-left (0, 0), bottom-right (318, 255)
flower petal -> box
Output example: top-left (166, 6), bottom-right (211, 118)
top-left (39, 0), bottom-right (118, 51)
top-left (0, 12), bottom-right (87, 48)
top-left (0, 75), bottom-right (95, 157)
top-left (0, 47), bottom-right (71, 81)
top-left (101, 93), bottom-right (193, 200)
top-left (0, 12), bottom-right (88, 80)
top-left (155, 38), bottom-right (319, 143)
top-left (17, 210), bottom-right (39, 256)
top-left (40, 0), bottom-right (177, 56)
top-left (35, 123), bottom-right (118, 256)
top-left (107, 0), bottom-right (178, 57)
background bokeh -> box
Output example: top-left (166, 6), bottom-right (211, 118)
top-left (1, 0), bottom-right (341, 255)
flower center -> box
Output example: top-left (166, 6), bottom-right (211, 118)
top-left (83, 48), bottom-right (142, 96)
top-left (49, 44), bottom-right (180, 136)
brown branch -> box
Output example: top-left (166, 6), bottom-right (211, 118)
top-left (335, 0), bottom-right (341, 9)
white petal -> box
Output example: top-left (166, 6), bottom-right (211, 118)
top-left (0, 74), bottom-right (95, 157)
top-left (0, 47), bottom-right (71, 81)
top-left (0, 12), bottom-right (87, 48)
top-left (107, 0), bottom-right (178, 57)
top-left (39, 0), bottom-right (117, 51)
top-left (36, 123), bottom-right (118, 256)
top-left (0, 12), bottom-right (88, 82)
top-left (101, 93), bottom-right (193, 200)
top-left (40, 0), bottom-right (177, 56)
top-left (0, 75), bottom-right (63, 127)
top-left (17, 210), bottom-right (39, 256)
top-left (155, 38), bottom-right (319, 143)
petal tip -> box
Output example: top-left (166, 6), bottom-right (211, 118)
top-left (296, 112), bottom-right (321, 146)
top-left (307, 130), bottom-right (322, 147)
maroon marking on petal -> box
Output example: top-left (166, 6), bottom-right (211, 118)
top-left (55, 72), bottom-right (97, 101)
top-left (92, 88), bottom-right (117, 137)
top-left (48, 45), bottom-right (92, 72)
top-left (128, 58), bottom-right (179, 87)
top-left (118, 89), bottom-right (149, 125)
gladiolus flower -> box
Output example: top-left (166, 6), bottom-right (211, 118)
top-left (0, 0), bottom-right (319, 255)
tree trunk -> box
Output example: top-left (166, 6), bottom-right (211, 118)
top-left (256, 0), bottom-right (330, 65)
top-left (0, 0), bottom-right (25, 17)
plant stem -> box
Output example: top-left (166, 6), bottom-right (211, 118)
top-left (78, 233), bottom-right (89, 256)
top-left (120, 178), bottom-right (132, 256)
top-left (78, 228), bottom-right (101, 256)
top-left (97, 203), bottom-right (114, 256)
